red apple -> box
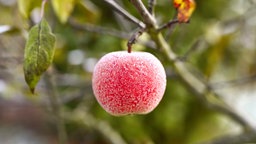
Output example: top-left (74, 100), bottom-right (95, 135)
top-left (92, 51), bottom-right (166, 116)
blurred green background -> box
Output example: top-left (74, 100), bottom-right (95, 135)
top-left (0, 0), bottom-right (256, 144)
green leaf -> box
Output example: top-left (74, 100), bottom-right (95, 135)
top-left (23, 19), bottom-right (56, 93)
top-left (52, 0), bottom-right (76, 23)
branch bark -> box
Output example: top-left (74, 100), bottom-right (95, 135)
top-left (129, 0), bottom-right (156, 28)
top-left (104, 0), bottom-right (145, 28)
top-left (148, 0), bottom-right (156, 16)
top-left (157, 19), bottom-right (179, 32)
top-left (70, 1), bottom-right (256, 143)
top-left (129, 0), bottom-right (255, 132)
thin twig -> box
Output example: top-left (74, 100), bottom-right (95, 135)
top-left (157, 19), bottom-right (179, 32)
top-left (129, 0), bottom-right (156, 27)
top-left (127, 28), bottom-right (145, 53)
top-left (104, 0), bottom-right (145, 28)
top-left (165, 11), bottom-right (179, 39)
top-left (148, 0), bottom-right (156, 16)
top-left (69, 19), bottom-right (130, 39)
top-left (44, 71), bottom-right (68, 144)
top-left (68, 19), bottom-right (156, 49)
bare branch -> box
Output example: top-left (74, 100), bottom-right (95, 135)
top-left (128, 0), bottom-right (254, 131)
top-left (129, 0), bottom-right (156, 28)
top-left (127, 28), bottom-right (145, 53)
top-left (69, 19), bottom-right (130, 39)
top-left (151, 31), bottom-right (255, 132)
top-left (148, 0), bottom-right (156, 16)
top-left (158, 19), bottom-right (179, 32)
top-left (68, 0), bottom-right (256, 137)
top-left (104, 0), bottom-right (145, 28)
top-left (68, 19), bottom-right (156, 49)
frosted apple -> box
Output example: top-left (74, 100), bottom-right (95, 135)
top-left (92, 51), bottom-right (166, 116)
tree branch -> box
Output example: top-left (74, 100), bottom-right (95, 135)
top-left (104, 0), bottom-right (145, 28)
top-left (152, 22), bottom-right (254, 133)
top-left (157, 19), bottom-right (179, 32)
top-left (129, 0), bottom-right (255, 131)
top-left (129, 0), bottom-right (156, 28)
top-left (67, 0), bottom-right (256, 141)
top-left (148, 0), bottom-right (156, 16)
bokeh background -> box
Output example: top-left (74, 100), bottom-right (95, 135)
top-left (0, 0), bottom-right (256, 143)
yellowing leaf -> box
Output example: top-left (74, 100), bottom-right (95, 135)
top-left (173, 0), bottom-right (183, 9)
top-left (23, 19), bottom-right (56, 93)
top-left (18, 0), bottom-right (41, 18)
top-left (52, 0), bottom-right (76, 23)
top-left (173, 0), bottom-right (196, 23)
top-left (72, 0), bottom-right (101, 24)
top-left (18, 0), bottom-right (31, 18)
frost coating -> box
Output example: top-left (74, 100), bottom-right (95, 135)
top-left (92, 51), bottom-right (166, 116)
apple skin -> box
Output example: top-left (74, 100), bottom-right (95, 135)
top-left (92, 51), bottom-right (166, 116)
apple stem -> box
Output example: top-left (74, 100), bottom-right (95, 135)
top-left (127, 44), bottom-right (132, 53)
top-left (127, 28), bottom-right (145, 53)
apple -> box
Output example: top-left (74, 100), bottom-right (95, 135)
top-left (92, 51), bottom-right (166, 116)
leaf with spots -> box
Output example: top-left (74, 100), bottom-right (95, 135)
top-left (23, 19), bottom-right (56, 93)
top-left (173, 0), bottom-right (196, 22)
